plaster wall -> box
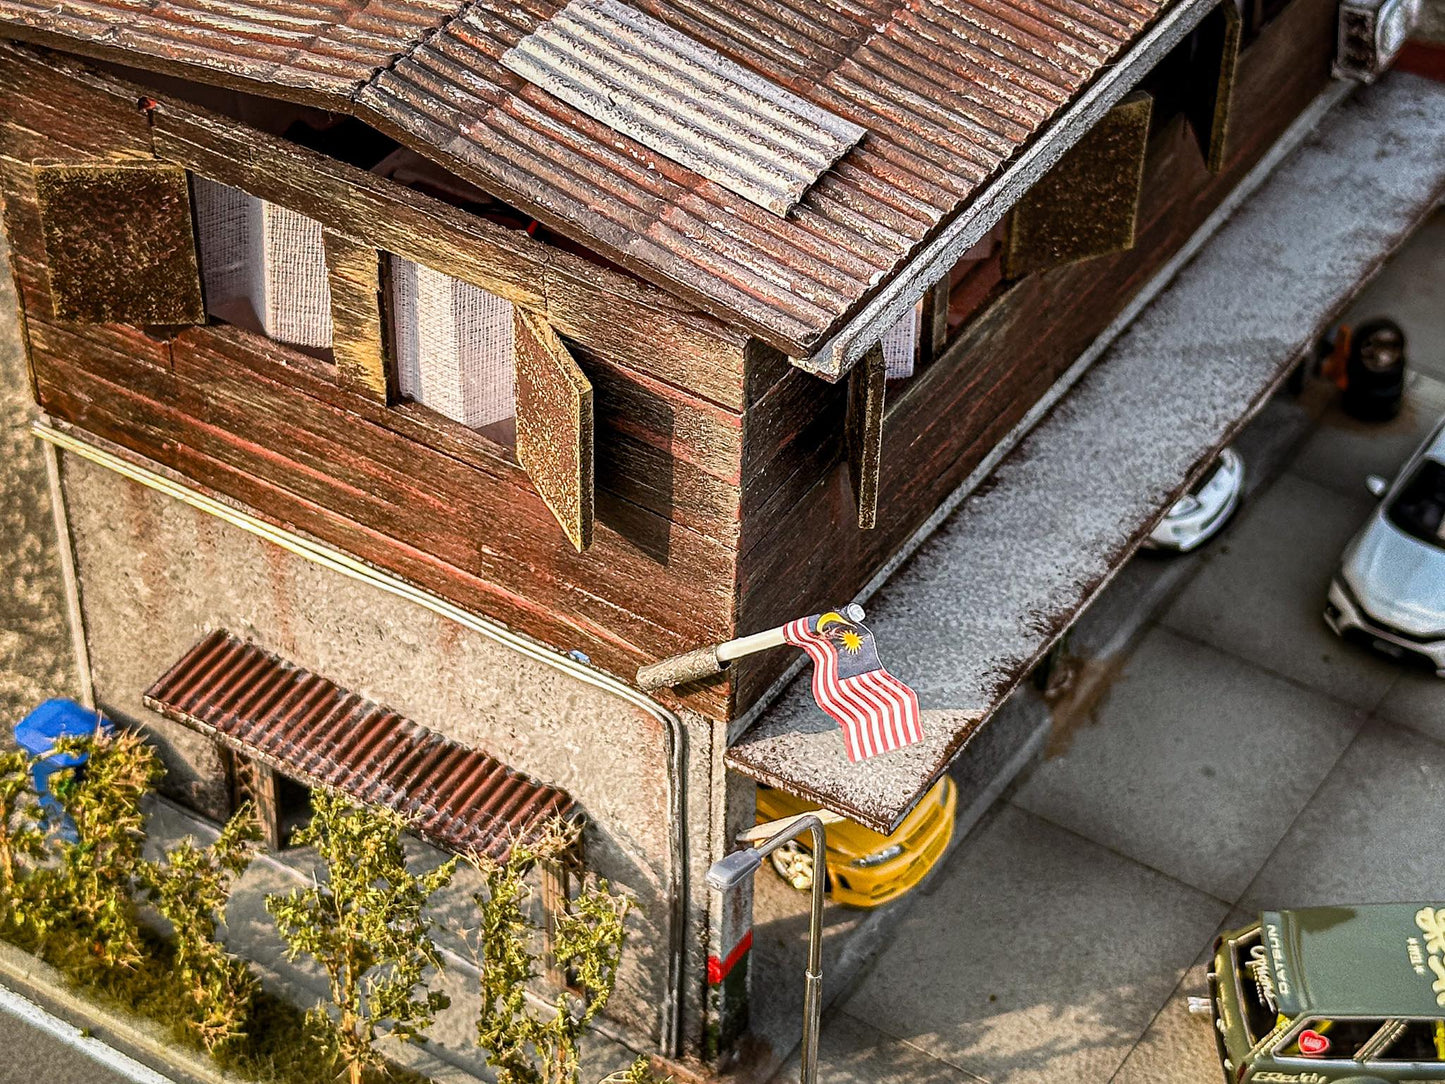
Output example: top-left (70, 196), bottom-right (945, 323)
top-left (56, 448), bottom-right (720, 1051)
top-left (1421, 0), bottom-right (1445, 44)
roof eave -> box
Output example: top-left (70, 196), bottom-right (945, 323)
top-left (788, 0), bottom-right (1224, 382)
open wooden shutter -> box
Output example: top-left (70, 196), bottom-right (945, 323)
top-left (33, 162), bottom-right (205, 325)
top-left (1004, 92), bottom-right (1154, 277)
top-left (846, 342), bottom-right (887, 530)
top-left (1183, 0), bottom-right (1244, 173)
top-left (323, 230), bottom-right (392, 403)
top-left (515, 308), bottom-right (594, 552)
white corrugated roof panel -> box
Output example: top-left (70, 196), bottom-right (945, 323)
top-left (499, 0), bottom-right (867, 217)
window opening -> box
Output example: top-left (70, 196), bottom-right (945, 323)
top-left (276, 773), bottom-right (314, 849)
top-left (1388, 459), bottom-right (1445, 548)
top-left (191, 176), bottom-right (335, 362)
top-left (1376, 1019), bottom-right (1445, 1061)
top-left (882, 301), bottom-right (922, 381)
top-left (1279, 1018), bottom-right (1386, 1059)
top-left (389, 255), bottom-right (517, 446)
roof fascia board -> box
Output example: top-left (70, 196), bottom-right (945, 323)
top-left (790, 0), bottom-right (1226, 382)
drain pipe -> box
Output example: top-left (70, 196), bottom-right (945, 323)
top-left (32, 421), bottom-right (689, 1059)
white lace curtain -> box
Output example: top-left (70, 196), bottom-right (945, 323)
top-left (192, 176), bottom-right (334, 350)
top-left (882, 300), bottom-right (922, 379)
top-left (389, 256), bottom-right (516, 430)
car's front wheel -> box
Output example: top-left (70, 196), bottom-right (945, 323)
top-left (770, 840), bottom-right (818, 892)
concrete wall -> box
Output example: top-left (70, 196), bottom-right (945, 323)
top-left (57, 447), bottom-right (722, 1053)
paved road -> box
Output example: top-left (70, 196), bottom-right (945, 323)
top-left (0, 984), bottom-right (176, 1084)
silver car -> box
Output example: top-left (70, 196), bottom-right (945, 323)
top-left (1145, 447), bottom-right (1244, 553)
top-left (1326, 415), bottom-right (1445, 674)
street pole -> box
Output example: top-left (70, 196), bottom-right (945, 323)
top-left (707, 812), bottom-right (829, 1084)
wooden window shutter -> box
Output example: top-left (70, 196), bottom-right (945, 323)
top-left (1184, 0), bottom-right (1244, 173)
top-left (1004, 92), bottom-right (1154, 277)
top-left (514, 309), bottom-right (594, 552)
top-left (323, 231), bottom-right (392, 403)
top-left (846, 342), bottom-right (887, 530)
top-left (33, 162), bottom-right (205, 325)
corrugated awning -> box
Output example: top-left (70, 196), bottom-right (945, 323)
top-left (725, 73), bottom-right (1445, 834)
top-left (144, 630), bottom-right (579, 859)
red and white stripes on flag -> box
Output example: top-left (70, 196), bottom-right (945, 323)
top-left (782, 615), bottom-right (923, 762)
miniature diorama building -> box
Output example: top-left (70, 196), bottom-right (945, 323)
top-left (0, 0), bottom-right (1439, 1066)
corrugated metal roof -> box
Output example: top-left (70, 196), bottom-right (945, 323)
top-left (0, 0), bottom-right (462, 96)
top-left (500, 0), bottom-right (866, 217)
top-left (0, 0), bottom-right (1170, 356)
top-left (144, 630), bottom-right (579, 859)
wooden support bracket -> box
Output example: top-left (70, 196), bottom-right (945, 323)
top-left (846, 342), bottom-right (887, 530)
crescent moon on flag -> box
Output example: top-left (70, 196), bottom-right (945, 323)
top-left (815, 611), bottom-right (852, 633)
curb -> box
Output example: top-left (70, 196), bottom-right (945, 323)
top-left (0, 936), bottom-right (231, 1084)
top-left (0, 937), bottom-right (488, 1084)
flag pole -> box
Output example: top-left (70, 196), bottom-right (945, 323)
top-left (636, 603), bottom-right (866, 690)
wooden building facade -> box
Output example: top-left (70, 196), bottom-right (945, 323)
top-left (0, 0), bottom-right (1390, 1062)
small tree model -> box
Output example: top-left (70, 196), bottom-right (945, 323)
top-left (21, 730), bottom-right (162, 970)
top-left (143, 804), bottom-right (262, 1053)
top-left (470, 822), bottom-right (665, 1084)
top-left (265, 791), bottom-right (459, 1084)
top-left (0, 748), bottom-right (45, 912)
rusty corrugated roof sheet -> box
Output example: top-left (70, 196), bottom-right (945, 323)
top-left (0, 0), bottom-right (462, 96)
top-left (0, 0), bottom-right (1168, 357)
top-left (143, 630), bottom-right (579, 859)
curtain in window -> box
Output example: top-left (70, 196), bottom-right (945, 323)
top-left (192, 176), bottom-right (333, 350)
top-left (882, 300), bottom-right (922, 379)
top-left (389, 256), bottom-right (516, 430)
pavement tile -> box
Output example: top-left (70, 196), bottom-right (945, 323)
top-left (1161, 472), bottom-right (1400, 710)
top-left (1108, 908), bottom-right (1253, 1084)
top-left (1241, 719), bottom-right (1445, 911)
top-left (1289, 370), bottom-right (1445, 499)
top-left (1015, 627), bottom-right (1364, 902)
top-left (769, 1011), bottom-right (988, 1084)
top-left (841, 805), bottom-right (1226, 1084)
top-left (1376, 668), bottom-right (1445, 743)
top-left (1339, 210), bottom-right (1445, 383)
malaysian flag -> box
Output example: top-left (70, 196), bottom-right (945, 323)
top-left (783, 611), bottom-right (923, 762)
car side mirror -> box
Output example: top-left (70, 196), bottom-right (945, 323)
top-left (1365, 474), bottom-right (1388, 498)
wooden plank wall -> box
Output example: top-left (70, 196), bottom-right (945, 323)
top-left (0, 46), bottom-right (750, 720)
top-left (733, 0), bottom-right (1340, 714)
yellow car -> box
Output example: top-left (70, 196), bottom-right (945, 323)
top-left (754, 776), bottom-right (956, 908)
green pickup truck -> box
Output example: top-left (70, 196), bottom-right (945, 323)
top-left (1209, 905), bottom-right (1445, 1083)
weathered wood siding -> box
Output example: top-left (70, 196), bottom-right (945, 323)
top-left (0, 46), bottom-right (748, 719)
top-left (733, 0), bottom-right (1339, 713)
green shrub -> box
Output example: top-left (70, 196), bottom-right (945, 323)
top-left (469, 821), bottom-right (664, 1084)
top-left (265, 791), bottom-right (459, 1084)
top-left (0, 748), bottom-right (45, 921)
top-left (19, 729), bottom-right (162, 971)
top-left (143, 804), bottom-right (261, 1053)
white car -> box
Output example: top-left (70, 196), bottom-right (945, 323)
top-left (1326, 415), bottom-right (1445, 675)
top-left (1145, 447), bottom-right (1244, 552)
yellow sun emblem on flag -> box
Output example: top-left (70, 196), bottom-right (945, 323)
top-left (840, 629), bottom-right (864, 654)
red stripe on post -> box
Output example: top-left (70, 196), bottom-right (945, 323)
top-left (707, 928), bottom-right (754, 984)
